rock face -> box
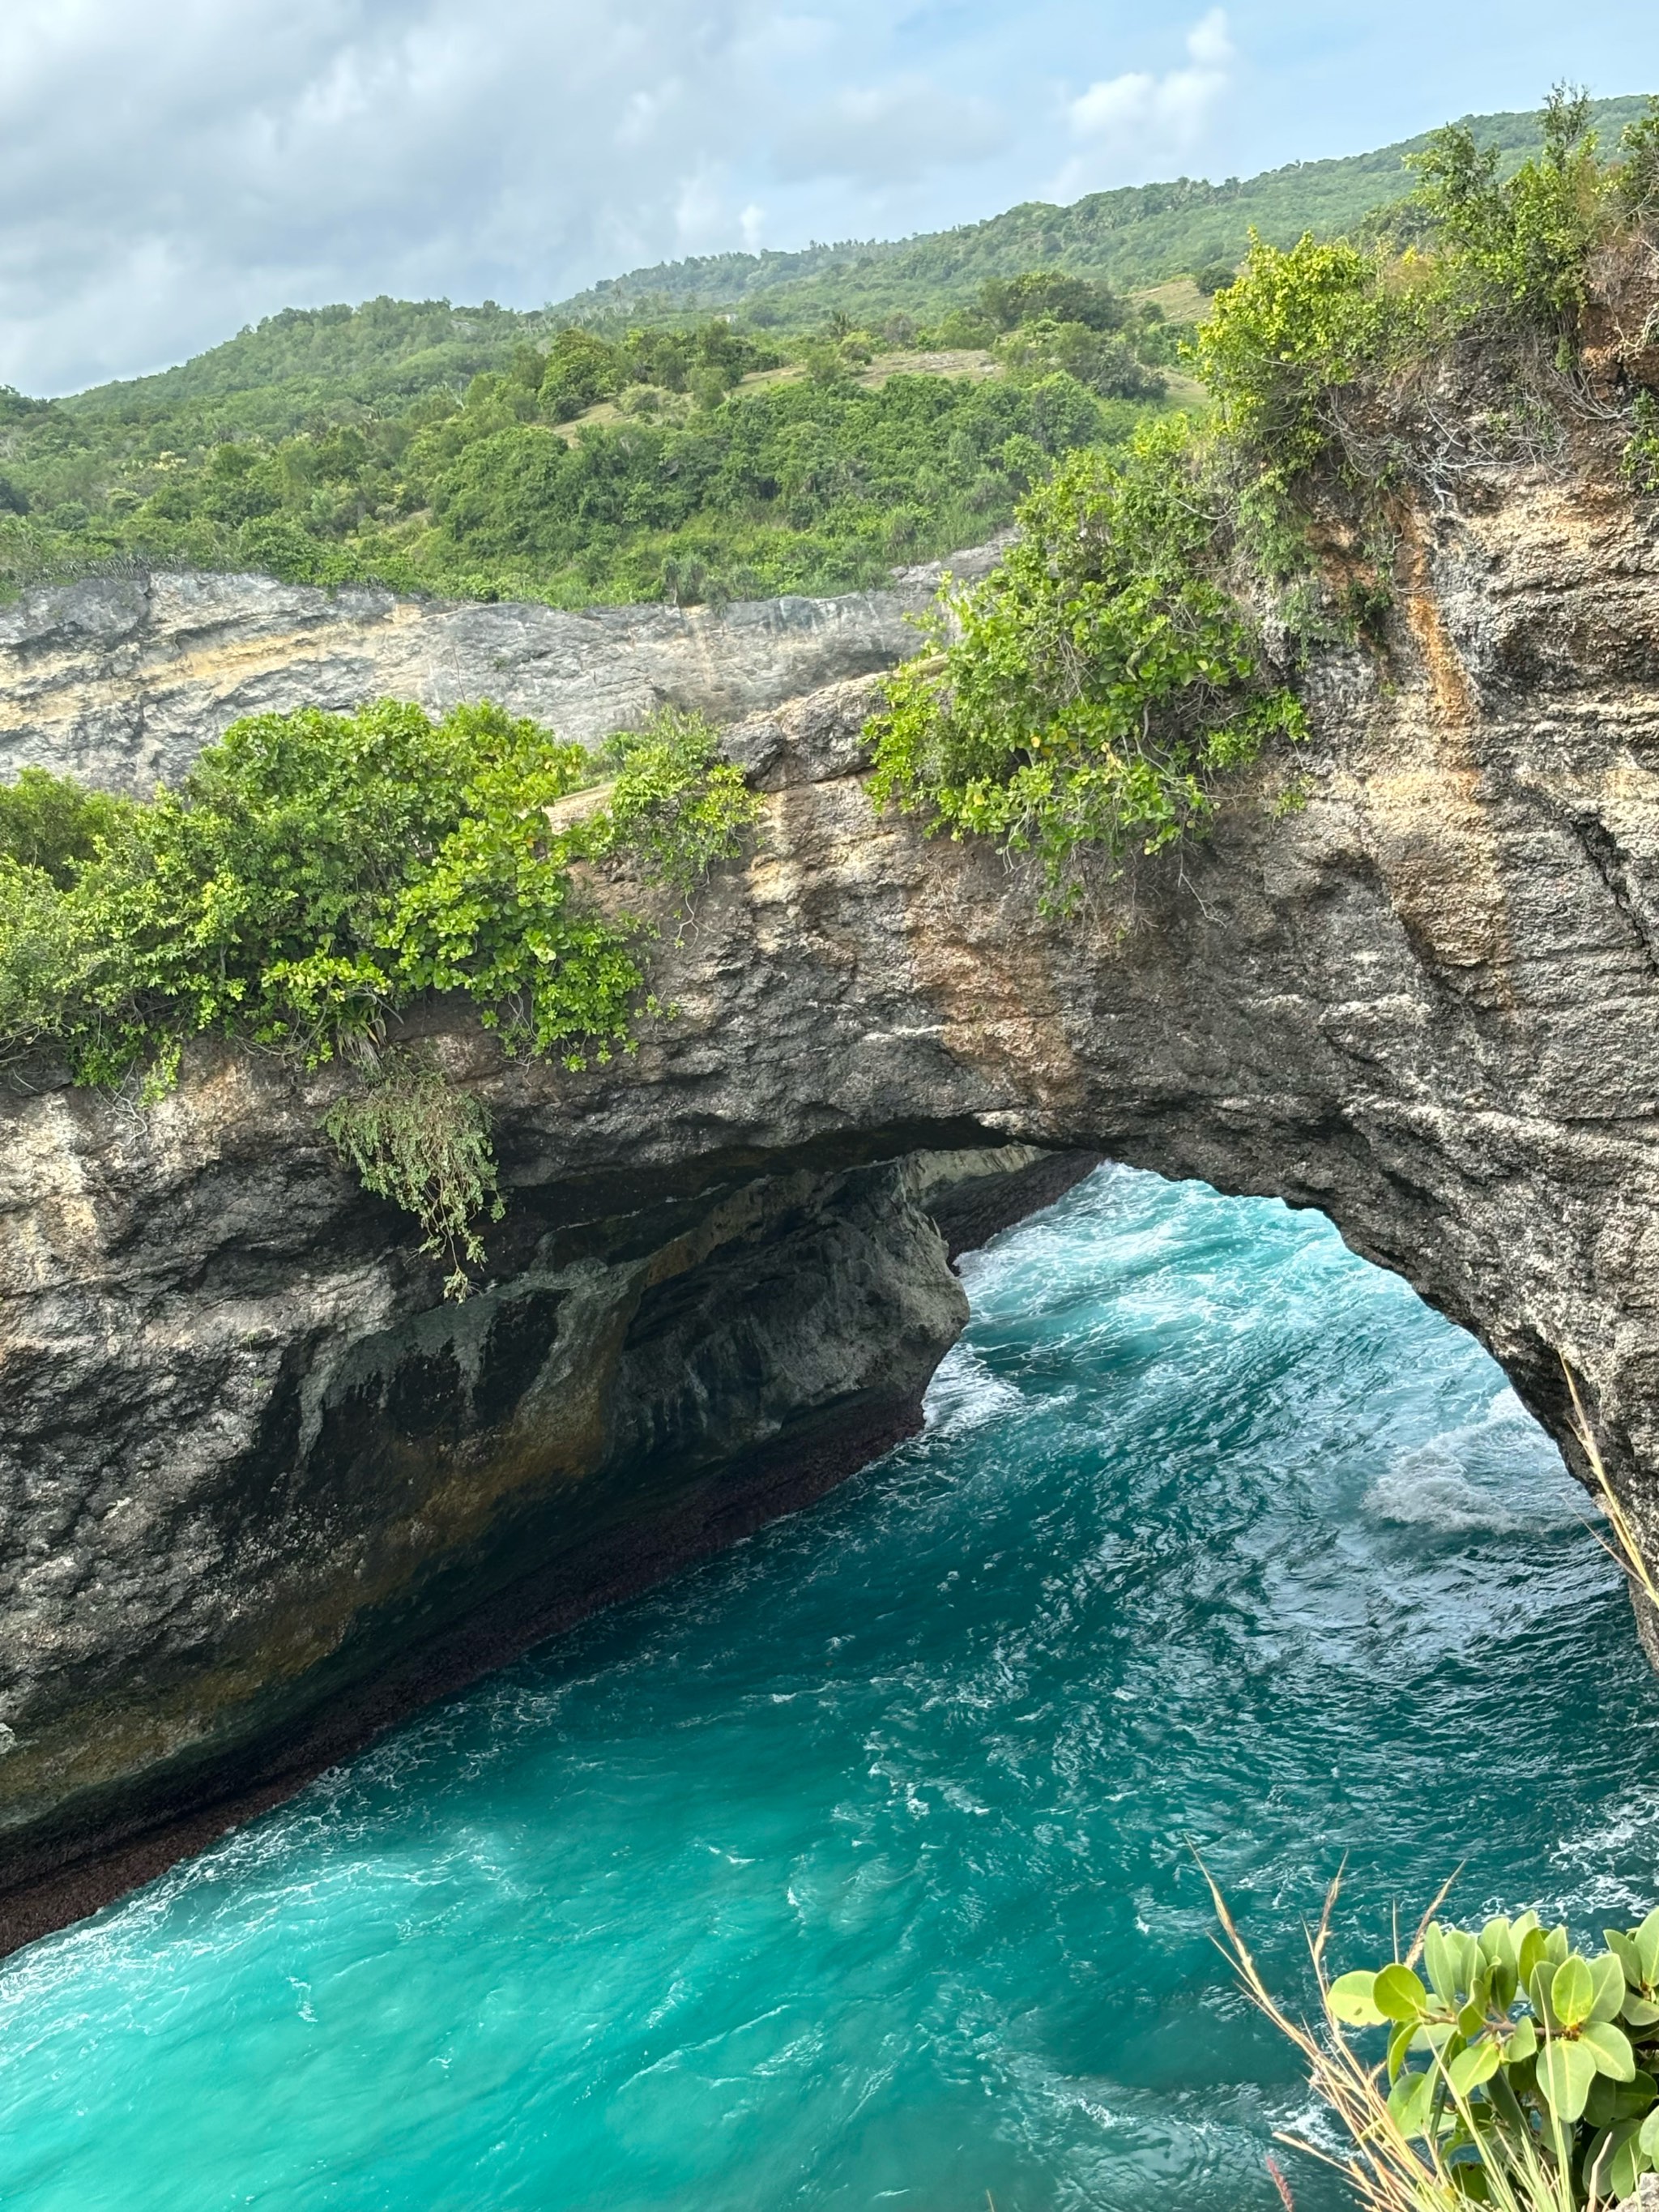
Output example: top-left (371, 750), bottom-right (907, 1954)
top-left (5, 462), bottom-right (1659, 1946)
top-left (0, 546), bottom-right (1003, 793)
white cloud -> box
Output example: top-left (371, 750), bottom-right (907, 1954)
top-left (773, 77), bottom-right (1008, 187)
top-left (0, 0), bottom-right (779, 395)
top-left (0, 0), bottom-right (1253, 398)
top-left (1051, 9), bottom-right (1235, 201)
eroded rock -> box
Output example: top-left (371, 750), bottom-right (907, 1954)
top-left (4, 465), bottom-right (1659, 1940)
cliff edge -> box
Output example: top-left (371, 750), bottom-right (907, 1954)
top-left (3, 462), bottom-right (1659, 1945)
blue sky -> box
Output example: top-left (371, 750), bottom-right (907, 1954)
top-left (2, 0), bottom-right (1657, 397)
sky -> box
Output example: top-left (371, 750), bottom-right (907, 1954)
top-left (2, 0), bottom-right (1658, 398)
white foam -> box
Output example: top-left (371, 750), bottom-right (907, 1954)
top-left (1363, 1448), bottom-right (1520, 1533)
top-left (922, 1344), bottom-right (1022, 1436)
top-left (1363, 1385), bottom-right (1577, 1533)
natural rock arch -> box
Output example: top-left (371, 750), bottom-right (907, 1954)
top-left (2, 466), bottom-right (1657, 1946)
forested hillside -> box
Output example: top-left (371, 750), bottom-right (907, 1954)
top-left (0, 94), bottom-right (1647, 611)
top-left (549, 96), bottom-right (1649, 328)
top-left (0, 280), bottom-right (1165, 608)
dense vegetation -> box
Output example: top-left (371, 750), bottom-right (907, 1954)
top-left (554, 99), bottom-right (1651, 331)
top-left (1192, 88), bottom-right (1659, 523)
top-left (0, 704), bottom-right (753, 1287)
top-left (868, 91), bottom-right (1659, 901)
top-left (0, 278), bottom-right (1165, 608)
top-left (868, 422), bottom-right (1304, 903)
top-left (2, 94), bottom-right (1648, 614)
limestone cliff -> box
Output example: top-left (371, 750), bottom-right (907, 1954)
top-left (0, 545), bottom-right (1004, 794)
top-left (4, 461), bottom-right (1659, 1949)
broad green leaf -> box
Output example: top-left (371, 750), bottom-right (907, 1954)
top-left (1452, 1930), bottom-right (1482, 1992)
top-left (1625, 1994), bottom-right (1659, 2028)
top-left (1503, 2017), bottom-right (1537, 2065)
top-left (1583, 2020), bottom-right (1637, 2082)
top-left (1480, 1918), bottom-right (1516, 1972)
top-left (1584, 2122), bottom-right (1618, 2198)
top-left (1588, 2074), bottom-right (1623, 2129)
top-left (1610, 2121), bottom-right (1649, 2203)
top-left (1456, 1998), bottom-right (1485, 2039)
top-left (1539, 2037), bottom-right (1600, 2123)
top-left (1328, 1971), bottom-right (1387, 2028)
top-left (1425, 1926), bottom-right (1459, 2005)
top-left (1519, 1928), bottom-right (1549, 1988)
top-left (1584, 2119), bottom-right (1648, 2203)
top-left (1448, 2040), bottom-right (1500, 2095)
top-left (1592, 1951), bottom-right (1630, 2022)
top-left (1389, 2069), bottom-right (1434, 2139)
top-left (1640, 2104), bottom-right (1659, 2159)
top-left (1490, 1958), bottom-right (1517, 2013)
top-left (1530, 1962), bottom-right (1559, 2031)
top-left (1546, 1927), bottom-right (1571, 1967)
top-left (1554, 1955), bottom-right (1596, 2030)
top-left (1639, 1909), bottom-right (1659, 1988)
top-left (1512, 1911), bottom-right (1542, 1943)
top-left (1607, 1929), bottom-right (1644, 1986)
top-left (1375, 1964), bottom-right (1430, 2023)
top-left (1608, 2070), bottom-right (1657, 2123)
top-left (1388, 2020), bottom-right (1416, 2083)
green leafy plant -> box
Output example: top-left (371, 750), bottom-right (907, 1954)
top-left (1211, 1864), bottom-right (1659, 2211)
top-left (0, 697), bottom-right (756, 1289)
top-left (324, 1052), bottom-right (505, 1300)
top-left (867, 419), bottom-right (1306, 906)
top-left (1196, 232), bottom-right (1400, 475)
top-left (0, 767), bottom-right (129, 887)
top-left (1409, 85), bottom-right (1608, 335)
top-left (1623, 392), bottom-right (1659, 496)
top-left (595, 707), bottom-right (761, 899)
top-left (1615, 97), bottom-right (1659, 218)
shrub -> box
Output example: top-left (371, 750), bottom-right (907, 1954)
top-left (868, 420), bottom-right (1304, 906)
top-left (1196, 233), bottom-right (1399, 474)
top-left (1409, 84), bottom-right (1609, 334)
top-left (1213, 1870), bottom-right (1659, 2212)
top-left (324, 1051), bottom-right (504, 1300)
top-left (1616, 97), bottom-right (1659, 218)
top-left (0, 766), bottom-right (127, 886)
top-left (0, 698), bottom-right (757, 1288)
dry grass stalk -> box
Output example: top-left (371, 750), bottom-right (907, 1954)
top-left (1562, 1357), bottom-right (1659, 1611)
top-left (1201, 1864), bottom-right (1601, 2212)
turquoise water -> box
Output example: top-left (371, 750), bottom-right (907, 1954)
top-left (3, 1166), bottom-right (1657, 2212)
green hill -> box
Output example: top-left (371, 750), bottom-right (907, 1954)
top-left (0, 91), bottom-right (1648, 617)
top-left (53, 94), bottom-right (1649, 434)
top-left (548, 96), bottom-right (1652, 331)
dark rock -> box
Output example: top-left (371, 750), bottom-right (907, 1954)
top-left (4, 468), bottom-right (1659, 1943)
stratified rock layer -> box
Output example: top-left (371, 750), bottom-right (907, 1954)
top-left (0, 547), bottom-right (1002, 792)
top-left (4, 464), bottom-right (1659, 1941)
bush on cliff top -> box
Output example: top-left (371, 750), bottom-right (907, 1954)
top-left (868, 420), bottom-right (1306, 903)
top-left (868, 88), bottom-right (1659, 894)
top-left (1196, 87), bottom-right (1659, 497)
top-left (0, 700), bottom-right (755, 1290)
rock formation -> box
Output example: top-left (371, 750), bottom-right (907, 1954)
top-left (0, 544), bottom-right (1004, 794)
top-left (3, 459), bottom-right (1659, 1947)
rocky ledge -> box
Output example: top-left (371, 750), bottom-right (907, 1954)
top-left (0, 544), bottom-right (1005, 794)
top-left (5, 463), bottom-right (1659, 1948)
